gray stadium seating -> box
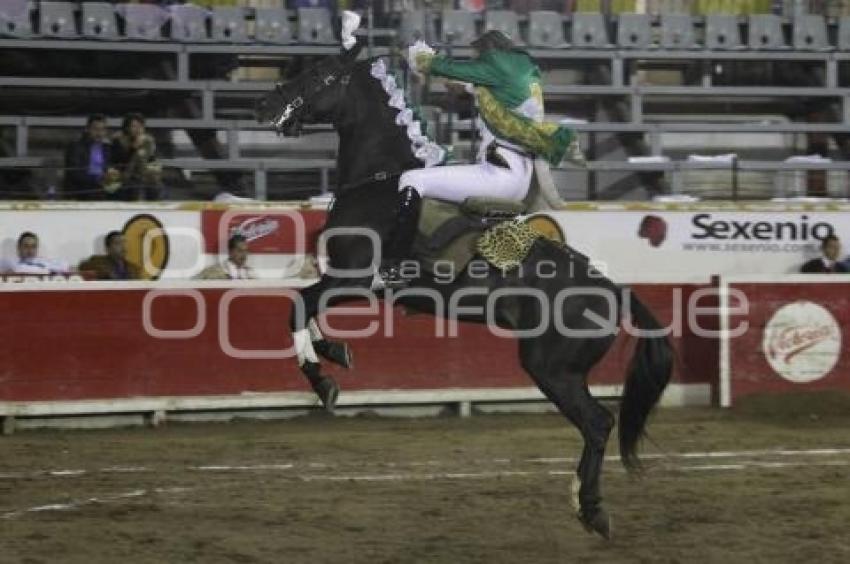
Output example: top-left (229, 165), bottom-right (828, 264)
top-left (211, 7), bottom-right (247, 43)
top-left (527, 11), bottom-right (567, 49)
top-left (661, 14), bottom-right (697, 49)
top-left (748, 14), bottom-right (786, 50)
top-left (840, 17), bottom-right (850, 51)
top-left (793, 15), bottom-right (828, 51)
top-left (81, 2), bottom-right (117, 40)
top-left (39, 1), bottom-right (76, 38)
top-left (705, 14), bottom-right (742, 50)
top-left (617, 13), bottom-right (652, 49)
top-left (170, 4), bottom-right (208, 42)
top-left (0, 0), bottom-right (33, 38)
top-left (254, 7), bottom-right (293, 44)
top-left (399, 10), bottom-right (436, 45)
top-left (571, 13), bottom-right (610, 49)
top-left (483, 10), bottom-right (522, 45)
top-left (441, 10), bottom-right (476, 46)
top-left (121, 4), bottom-right (166, 41)
top-left (297, 8), bottom-right (334, 44)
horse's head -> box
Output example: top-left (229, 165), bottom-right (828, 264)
top-left (255, 47), bottom-right (361, 136)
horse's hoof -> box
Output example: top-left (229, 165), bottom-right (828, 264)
top-left (312, 376), bottom-right (340, 413)
top-left (578, 506), bottom-right (611, 540)
top-left (314, 339), bottom-right (354, 370)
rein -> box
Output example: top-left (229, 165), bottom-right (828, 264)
top-left (274, 53), bottom-right (357, 131)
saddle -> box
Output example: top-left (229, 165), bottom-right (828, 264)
top-left (412, 158), bottom-right (566, 279)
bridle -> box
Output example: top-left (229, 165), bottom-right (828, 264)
top-left (273, 54), bottom-right (355, 132)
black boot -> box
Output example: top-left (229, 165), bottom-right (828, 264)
top-left (380, 187), bottom-right (422, 288)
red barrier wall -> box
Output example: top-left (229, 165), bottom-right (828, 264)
top-left (722, 278), bottom-right (850, 406)
top-left (0, 283), bottom-right (715, 404)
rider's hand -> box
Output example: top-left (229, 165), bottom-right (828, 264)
top-left (445, 81), bottom-right (469, 96)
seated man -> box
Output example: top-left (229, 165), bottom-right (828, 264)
top-left (801, 235), bottom-right (848, 273)
top-left (63, 114), bottom-right (121, 200)
top-left (1, 231), bottom-right (69, 275)
top-left (195, 233), bottom-right (255, 280)
top-left (110, 113), bottom-right (163, 201)
top-left (78, 231), bottom-right (142, 280)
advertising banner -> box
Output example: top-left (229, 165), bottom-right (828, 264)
top-left (721, 276), bottom-right (850, 406)
top-left (549, 205), bottom-right (850, 281)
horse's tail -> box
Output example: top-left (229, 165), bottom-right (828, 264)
top-left (618, 290), bottom-right (673, 471)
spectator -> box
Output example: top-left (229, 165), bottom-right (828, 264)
top-left (110, 113), bottom-right (163, 201)
top-left (63, 114), bottom-right (121, 201)
top-left (78, 231), bottom-right (142, 280)
top-left (0, 232), bottom-right (70, 275)
top-left (801, 235), bottom-right (848, 273)
top-left (195, 233), bottom-right (255, 280)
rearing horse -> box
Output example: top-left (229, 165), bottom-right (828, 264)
top-left (255, 46), bottom-right (673, 539)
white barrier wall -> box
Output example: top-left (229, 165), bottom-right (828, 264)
top-left (1, 202), bottom-right (849, 281)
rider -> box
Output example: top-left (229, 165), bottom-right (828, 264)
top-left (380, 30), bottom-right (582, 286)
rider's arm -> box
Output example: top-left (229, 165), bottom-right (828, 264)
top-left (416, 53), bottom-right (500, 87)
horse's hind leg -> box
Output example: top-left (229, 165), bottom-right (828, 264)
top-left (520, 338), bottom-right (615, 540)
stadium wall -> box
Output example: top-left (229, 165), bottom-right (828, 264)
top-left (720, 275), bottom-right (850, 407)
top-left (3, 202), bottom-right (850, 428)
top-left (2, 202), bottom-right (849, 281)
top-left (0, 279), bottom-right (715, 430)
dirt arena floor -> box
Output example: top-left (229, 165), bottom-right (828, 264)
top-left (2, 393), bottom-right (850, 564)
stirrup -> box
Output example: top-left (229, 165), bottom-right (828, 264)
top-left (378, 264), bottom-right (410, 289)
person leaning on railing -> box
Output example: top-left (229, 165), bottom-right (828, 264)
top-left (800, 235), bottom-right (848, 273)
top-left (110, 113), bottom-right (164, 201)
top-left (194, 233), bottom-right (255, 280)
top-left (0, 231), bottom-right (70, 275)
top-left (78, 231), bottom-right (142, 280)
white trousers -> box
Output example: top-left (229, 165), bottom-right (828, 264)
top-left (398, 146), bottom-right (533, 203)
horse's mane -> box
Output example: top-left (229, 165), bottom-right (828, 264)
top-left (349, 56), bottom-right (447, 170)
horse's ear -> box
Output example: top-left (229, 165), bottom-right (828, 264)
top-left (342, 42), bottom-right (363, 62)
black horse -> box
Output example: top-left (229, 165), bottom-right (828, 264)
top-left (256, 46), bottom-right (672, 539)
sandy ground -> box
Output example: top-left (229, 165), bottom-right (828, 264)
top-left (2, 393), bottom-right (850, 564)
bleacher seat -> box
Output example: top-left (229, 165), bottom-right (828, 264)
top-left (211, 7), bottom-right (247, 43)
top-left (661, 14), bottom-right (697, 49)
top-left (39, 1), bottom-right (76, 38)
top-left (527, 11), bottom-right (567, 49)
top-left (170, 4), bottom-right (208, 42)
top-left (483, 10), bottom-right (522, 45)
top-left (748, 14), bottom-right (786, 50)
top-left (120, 4), bottom-right (167, 41)
top-left (399, 10), bottom-right (436, 45)
top-left (617, 13), bottom-right (652, 49)
top-left (571, 13), bottom-right (611, 49)
top-left (254, 7), bottom-right (293, 44)
top-left (705, 14), bottom-right (742, 50)
top-left (839, 17), bottom-right (850, 51)
top-left (794, 15), bottom-right (828, 51)
top-left (297, 8), bottom-right (334, 44)
top-left (82, 2), bottom-right (117, 40)
top-left (441, 10), bottom-right (476, 46)
top-left (0, 0), bottom-right (33, 38)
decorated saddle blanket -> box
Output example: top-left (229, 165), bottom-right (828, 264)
top-left (413, 197), bottom-right (545, 279)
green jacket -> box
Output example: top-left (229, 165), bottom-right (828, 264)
top-left (420, 49), bottom-right (575, 166)
top-left (427, 49), bottom-right (543, 112)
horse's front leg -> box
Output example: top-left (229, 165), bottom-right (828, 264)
top-left (308, 318), bottom-right (354, 369)
top-left (290, 277), bottom-right (340, 411)
top-left (290, 271), bottom-right (376, 411)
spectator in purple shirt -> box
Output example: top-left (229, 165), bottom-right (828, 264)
top-left (63, 114), bottom-right (120, 200)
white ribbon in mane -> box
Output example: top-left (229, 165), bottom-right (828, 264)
top-left (369, 58), bottom-right (446, 168)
